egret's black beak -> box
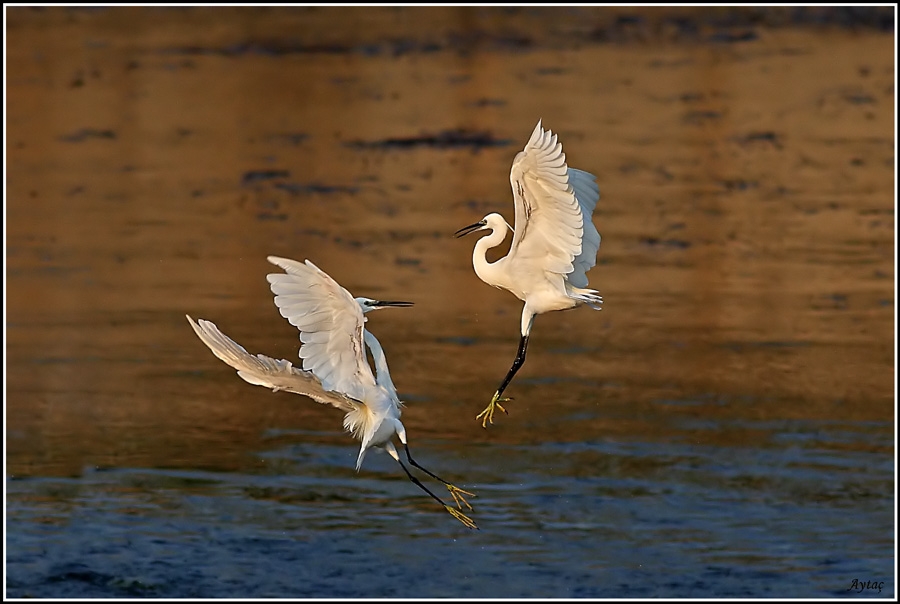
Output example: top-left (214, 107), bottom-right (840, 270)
top-left (454, 221), bottom-right (486, 238)
top-left (372, 300), bottom-right (414, 309)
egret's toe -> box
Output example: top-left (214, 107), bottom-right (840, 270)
top-left (445, 505), bottom-right (479, 530)
top-left (446, 484), bottom-right (476, 510)
top-left (476, 393), bottom-right (511, 428)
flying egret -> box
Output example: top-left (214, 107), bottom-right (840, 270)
top-left (455, 120), bottom-right (603, 427)
top-left (186, 256), bottom-right (477, 529)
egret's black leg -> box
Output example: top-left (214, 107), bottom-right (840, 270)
top-left (495, 333), bottom-right (530, 401)
top-left (394, 456), bottom-right (478, 529)
top-left (395, 456), bottom-right (447, 507)
top-left (403, 443), bottom-right (475, 510)
top-left (477, 334), bottom-right (529, 427)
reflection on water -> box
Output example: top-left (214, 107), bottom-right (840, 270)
top-left (5, 6), bottom-right (895, 598)
top-left (7, 426), bottom-right (894, 598)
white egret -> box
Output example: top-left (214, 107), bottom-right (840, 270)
top-left (186, 256), bottom-right (477, 529)
top-left (455, 120), bottom-right (603, 427)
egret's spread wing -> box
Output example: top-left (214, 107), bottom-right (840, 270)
top-left (508, 120), bottom-right (585, 277)
top-left (186, 315), bottom-right (362, 412)
top-left (567, 167), bottom-right (601, 288)
top-left (266, 256), bottom-right (376, 400)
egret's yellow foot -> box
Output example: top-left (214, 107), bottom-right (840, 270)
top-left (476, 392), bottom-right (510, 428)
top-left (445, 505), bottom-right (478, 530)
top-left (446, 484), bottom-right (476, 511)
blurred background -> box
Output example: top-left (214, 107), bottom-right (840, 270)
top-left (5, 6), bottom-right (895, 598)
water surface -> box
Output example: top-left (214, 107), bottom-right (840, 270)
top-left (5, 6), bottom-right (895, 598)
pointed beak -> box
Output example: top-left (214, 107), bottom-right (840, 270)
top-left (371, 300), bottom-right (414, 309)
top-left (454, 221), bottom-right (486, 238)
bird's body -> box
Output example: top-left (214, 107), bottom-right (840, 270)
top-left (187, 256), bottom-right (476, 528)
top-left (456, 120), bottom-right (603, 426)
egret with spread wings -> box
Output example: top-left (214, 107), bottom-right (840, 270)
top-left (455, 120), bottom-right (603, 427)
top-left (187, 256), bottom-right (477, 528)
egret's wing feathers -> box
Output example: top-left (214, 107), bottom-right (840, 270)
top-left (508, 120), bottom-right (584, 276)
top-left (567, 167), bottom-right (601, 289)
top-left (266, 256), bottom-right (376, 400)
top-left (186, 315), bottom-right (362, 412)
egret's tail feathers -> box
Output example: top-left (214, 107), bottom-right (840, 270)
top-left (344, 406), bottom-right (372, 442)
top-left (354, 420), bottom-right (378, 472)
top-left (567, 287), bottom-right (603, 310)
top-left (352, 446), bottom-right (368, 472)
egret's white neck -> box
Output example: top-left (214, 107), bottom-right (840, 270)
top-left (364, 330), bottom-right (397, 397)
top-left (472, 223), bottom-right (510, 289)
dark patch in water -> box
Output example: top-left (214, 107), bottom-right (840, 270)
top-left (445, 31), bottom-right (532, 53)
top-left (345, 129), bottom-right (512, 151)
top-left (274, 182), bottom-right (359, 196)
top-left (720, 179), bottom-right (759, 192)
top-left (663, 16), bottom-right (701, 40)
top-left (843, 90), bottom-right (877, 105)
top-left (257, 213), bottom-right (288, 221)
top-left (701, 6), bottom-right (893, 33)
top-left (166, 42), bottom-right (352, 56)
top-left (587, 7), bottom-right (891, 50)
top-left (47, 567), bottom-right (113, 586)
top-left (535, 66), bottom-right (566, 75)
top-left (469, 98), bottom-right (507, 107)
top-left (387, 37), bottom-right (443, 56)
top-left (708, 29), bottom-right (759, 43)
top-left (241, 170), bottom-right (290, 185)
top-left (266, 132), bottom-right (309, 145)
top-left (683, 110), bottom-right (722, 125)
top-left (590, 14), bottom-right (649, 43)
top-left (45, 564), bottom-right (156, 596)
top-left (825, 293), bottom-right (849, 309)
top-left (734, 131), bottom-right (783, 149)
top-left (723, 340), bottom-right (813, 352)
top-left (680, 92), bottom-right (706, 103)
top-left (639, 237), bottom-right (691, 249)
top-left (58, 129), bottom-right (116, 143)
top-left (436, 336), bottom-right (478, 347)
top-left (161, 33), bottom-right (529, 59)
top-left (244, 486), bottom-right (354, 503)
top-left (155, 8), bottom-right (893, 66)
top-left (241, 171), bottom-right (355, 198)
top-left (786, 6), bottom-right (895, 32)
top-left (395, 257), bottom-right (421, 267)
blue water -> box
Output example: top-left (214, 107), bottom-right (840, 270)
top-left (6, 419), bottom-right (894, 598)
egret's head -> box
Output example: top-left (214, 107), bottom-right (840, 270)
top-left (355, 297), bottom-right (414, 313)
top-left (454, 213), bottom-right (511, 238)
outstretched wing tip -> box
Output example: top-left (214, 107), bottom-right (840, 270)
top-left (186, 313), bottom-right (208, 333)
top-left (509, 120), bottom-right (600, 277)
top-left (187, 314), bottom-right (361, 413)
top-left (267, 255), bottom-right (293, 269)
top-left (528, 119), bottom-right (547, 147)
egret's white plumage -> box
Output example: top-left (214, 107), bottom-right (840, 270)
top-left (187, 256), bottom-right (476, 528)
top-left (456, 120), bottom-right (603, 427)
